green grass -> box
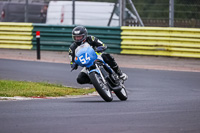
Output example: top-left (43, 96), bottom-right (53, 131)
top-left (0, 80), bottom-right (95, 97)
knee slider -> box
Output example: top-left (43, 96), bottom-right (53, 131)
top-left (77, 72), bottom-right (90, 84)
top-left (77, 77), bottom-right (85, 84)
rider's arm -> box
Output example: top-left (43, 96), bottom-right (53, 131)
top-left (68, 43), bottom-right (76, 65)
top-left (69, 46), bottom-right (78, 70)
top-left (69, 48), bottom-right (74, 66)
top-left (87, 36), bottom-right (107, 51)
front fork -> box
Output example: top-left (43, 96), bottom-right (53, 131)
top-left (95, 64), bottom-right (107, 84)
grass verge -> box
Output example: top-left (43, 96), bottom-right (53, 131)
top-left (0, 80), bottom-right (95, 97)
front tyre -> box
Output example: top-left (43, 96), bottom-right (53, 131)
top-left (89, 71), bottom-right (113, 102)
top-left (114, 86), bottom-right (128, 101)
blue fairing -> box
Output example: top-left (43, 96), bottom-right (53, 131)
top-left (74, 43), bottom-right (113, 75)
top-left (75, 44), bottom-right (98, 68)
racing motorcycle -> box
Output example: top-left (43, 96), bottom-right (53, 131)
top-left (72, 42), bottom-right (128, 102)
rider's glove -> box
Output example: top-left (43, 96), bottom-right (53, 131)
top-left (71, 62), bottom-right (78, 70)
top-left (96, 46), bottom-right (106, 53)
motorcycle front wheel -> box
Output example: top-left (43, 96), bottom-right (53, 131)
top-left (89, 71), bottom-right (113, 102)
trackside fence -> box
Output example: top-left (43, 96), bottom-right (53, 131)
top-left (1, 22), bottom-right (200, 58)
top-left (32, 24), bottom-right (122, 54)
top-left (121, 26), bottom-right (200, 58)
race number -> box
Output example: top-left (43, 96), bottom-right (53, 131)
top-left (79, 53), bottom-right (90, 64)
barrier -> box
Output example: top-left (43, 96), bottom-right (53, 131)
top-left (0, 22), bottom-right (33, 49)
top-left (0, 22), bottom-right (121, 54)
top-left (121, 27), bottom-right (200, 58)
top-left (32, 24), bottom-right (122, 54)
top-left (1, 22), bottom-right (200, 58)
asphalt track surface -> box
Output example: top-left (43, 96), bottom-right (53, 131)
top-left (0, 59), bottom-right (200, 133)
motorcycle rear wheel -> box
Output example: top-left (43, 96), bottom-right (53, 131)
top-left (114, 86), bottom-right (128, 101)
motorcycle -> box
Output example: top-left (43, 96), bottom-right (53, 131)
top-left (72, 42), bottom-right (128, 102)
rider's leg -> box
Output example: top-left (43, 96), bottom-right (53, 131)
top-left (77, 68), bottom-right (91, 84)
top-left (101, 53), bottom-right (128, 81)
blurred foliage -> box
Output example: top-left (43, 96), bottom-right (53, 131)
top-left (130, 0), bottom-right (169, 19)
top-left (131, 0), bottom-right (200, 20)
top-left (174, 0), bottom-right (200, 20)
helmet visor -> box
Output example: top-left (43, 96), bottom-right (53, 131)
top-left (72, 35), bottom-right (84, 42)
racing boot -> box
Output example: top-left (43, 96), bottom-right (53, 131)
top-left (112, 65), bottom-right (128, 81)
top-left (102, 53), bottom-right (128, 81)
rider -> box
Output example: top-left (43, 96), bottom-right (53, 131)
top-left (69, 26), bottom-right (128, 84)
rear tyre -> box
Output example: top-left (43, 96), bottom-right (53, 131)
top-left (114, 86), bottom-right (128, 101)
top-left (89, 71), bottom-right (113, 102)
